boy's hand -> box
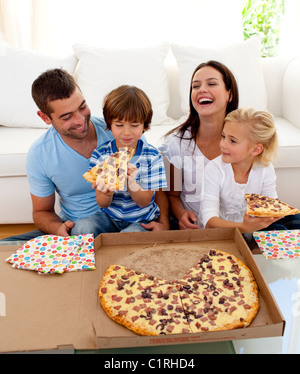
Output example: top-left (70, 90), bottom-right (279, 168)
top-left (127, 163), bottom-right (139, 191)
top-left (127, 163), bottom-right (138, 178)
top-left (95, 180), bottom-right (115, 196)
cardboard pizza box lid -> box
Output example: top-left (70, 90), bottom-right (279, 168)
top-left (0, 245), bottom-right (98, 352)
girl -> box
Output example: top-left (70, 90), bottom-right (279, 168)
top-left (201, 107), bottom-right (286, 233)
top-left (160, 60), bottom-right (239, 229)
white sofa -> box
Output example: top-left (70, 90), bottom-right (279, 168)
top-left (1, 37), bottom-right (300, 224)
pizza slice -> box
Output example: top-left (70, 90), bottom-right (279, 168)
top-left (177, 250), bottom-right (259, 332)
top-left (245, 193), bottom-right (300, 217)
top-left (99, 264), bottom-right (192, 335)
top-left (134, 282), bottom-right (192, 335)
top-left (83, 147), bottom-right (134, 190)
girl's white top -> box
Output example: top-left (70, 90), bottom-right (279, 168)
top-left (200, 155), bottom-right (277, 228)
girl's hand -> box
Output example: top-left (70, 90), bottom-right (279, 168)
top-left (242, 213), bottom-right (283, 233)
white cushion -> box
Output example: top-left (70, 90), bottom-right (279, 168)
top-left (73, 43), bottom-right (170, 126)
top-left (171, 37), bottom-right (267, 120)
top-left (0, 42), bottom-right (78, 129)
top-left (282, 57), bottom-right (300, 129)
top-left (0, 126), bottom-right (48, 176)
top-left (144, 121), bottom-right (180, 149)
top-left (273, 117), bottom-right (300, 168)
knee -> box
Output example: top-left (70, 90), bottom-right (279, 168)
top-left (71, 216), bottom-right (98, 237)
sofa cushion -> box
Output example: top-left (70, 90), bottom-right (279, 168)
top-left (0, 42), bottom-right (78, 129)
top-left (171, 37), bottom-right (267, 121)
top-left (73, 43), bottom-right (171, 127)
top-left (282, 57), bottom-right (300, 129)
top-left (0, 127), bottom-right (47, 177)
top-left (273, 117), bottom-right (300, 168)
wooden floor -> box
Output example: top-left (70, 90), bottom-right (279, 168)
top-left (0, 224), bottom-right (37, 240)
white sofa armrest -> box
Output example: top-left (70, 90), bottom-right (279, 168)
top-left (282, 57), bottom-right (300, 129)
top-left (262, 56), bottom-right (290, 117)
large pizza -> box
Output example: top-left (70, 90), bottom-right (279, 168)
top-left (99, 249), bottom-right (259, 335)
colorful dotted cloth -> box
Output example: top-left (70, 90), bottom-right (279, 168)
top-left (5, 234), bottom-right (95, 274)
top-left (253, 230), bottom-right (300, 260)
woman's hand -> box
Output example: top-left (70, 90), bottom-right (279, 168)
top-left (179, 210), bottom-right (201, 230)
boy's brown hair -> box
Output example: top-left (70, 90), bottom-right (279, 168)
top-left (31, 68), bottom-right (78, 118)
top-left (103, 85), bottom-right (153, 130)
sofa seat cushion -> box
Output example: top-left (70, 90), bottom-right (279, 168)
top-left (273, 117), bottom-right (300, 169)
top-left (0, 126), bottom-right (47, 177)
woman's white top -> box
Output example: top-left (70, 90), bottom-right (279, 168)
top-left (200, 155), bottom-right (277, 228)
top-left (159, 129), bottom-right (209, 220)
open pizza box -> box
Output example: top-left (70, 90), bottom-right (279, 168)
top-left (0, 228), bottom-right (285, 352)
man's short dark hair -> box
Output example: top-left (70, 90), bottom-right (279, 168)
top-left (31, 68), bottom-right (78, 118)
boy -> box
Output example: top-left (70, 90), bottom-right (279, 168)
top-left (89, 85), bottom-right (167, 233)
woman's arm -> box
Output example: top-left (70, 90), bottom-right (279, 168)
top-left (168, 163), bottom-right (200, 229)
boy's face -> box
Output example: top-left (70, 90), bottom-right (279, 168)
top-left (111, 119), bottom-right (144, 149)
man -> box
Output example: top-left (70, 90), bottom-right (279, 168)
top-left (4, 69), bottom-right (169, 241)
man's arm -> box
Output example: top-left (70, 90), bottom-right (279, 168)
top-left (31, 193), bottom-right (74, 236)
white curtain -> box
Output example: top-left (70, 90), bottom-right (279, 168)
top-left (0, 0), bottom-right (244, 54)
top-left (0, 0), bottom-right (50, 51)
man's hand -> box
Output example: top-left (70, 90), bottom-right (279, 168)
top-left (57, 220), bottom-right (75, 237)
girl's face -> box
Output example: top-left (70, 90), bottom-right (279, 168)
top-left (220, 121), bottom-right (262, 165)
top-left (111, 119), bottom-right (144, 149)
top-left (191, 66), bottom-right (231, 118)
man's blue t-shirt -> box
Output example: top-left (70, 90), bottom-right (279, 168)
top-left (26, 116), bottom-right (113, 222)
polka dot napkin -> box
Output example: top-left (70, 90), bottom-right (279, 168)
top-left (5, 234), bottom-right (95, 274)
top-left (253, 230), bottom-right (300, 260)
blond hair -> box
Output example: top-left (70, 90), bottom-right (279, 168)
top-left (224, 108), bottom-right (278, 166)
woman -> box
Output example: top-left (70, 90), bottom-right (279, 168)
top-left (160, 60), bottom-right (239, 229)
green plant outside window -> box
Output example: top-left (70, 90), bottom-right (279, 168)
top-left (242, 0), bottom-right (285, 57)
